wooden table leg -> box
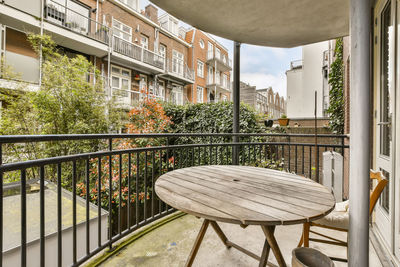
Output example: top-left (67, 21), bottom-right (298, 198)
top-left (185, 219), bottom-right (210, 267)
top-left (262, 226), bottom-right (287, 267)
top-left (259, 238), bottom-right (271, 267)
top-left (210, 221), bottom-right (232, 248)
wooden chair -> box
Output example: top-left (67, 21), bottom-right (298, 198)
top-left (297, 170), bottom-right (388, 262)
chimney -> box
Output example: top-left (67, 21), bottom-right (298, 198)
top-left (145, 4), bottom-right (158, 23)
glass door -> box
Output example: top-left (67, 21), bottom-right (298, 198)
top-left (375, 0), bottom-right (395, 249)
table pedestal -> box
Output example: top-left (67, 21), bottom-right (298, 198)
top-left (185, 219), bottom-right (287, 267)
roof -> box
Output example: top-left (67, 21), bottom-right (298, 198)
top-left (149, 0), bottom-right (349, 48)
top-left (4, 181), bottom-right (107, 251)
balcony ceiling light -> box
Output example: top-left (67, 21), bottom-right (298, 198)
top-left (150, 0), bottom-right (349, 47)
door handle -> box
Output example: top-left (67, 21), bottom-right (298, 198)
top-left (377, 122), bottom-right (391, 126)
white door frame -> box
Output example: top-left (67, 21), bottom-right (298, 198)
top-left (374, 0), bottom-right (396, 250)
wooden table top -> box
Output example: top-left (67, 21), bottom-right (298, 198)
top-left (155, 165), bottom-right (335, 226)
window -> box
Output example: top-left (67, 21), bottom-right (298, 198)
top-left (380, 169), bottom-right (390, 213)
top-left (207, 66), bottom-right (213, 84)
top-left (47, 0), bottom-right (90, 33)
top-left (111, 65), bottom-right (131, 98)
top-left (113, 19), bottom-right (132, 42)
top-left (139, 75), bottom-right (147, 99)
top-left (197, 60), bottom-right (204, 78)
top-left (222, 74), bottom-right (228, 88)
top-left (222, 95), bottom-right (227, 102)
top-left (118, 0), bottom-right (138, 11)
top-left (159, 44), bottom-right (166, 58)
top-left (216, 47), bottom-right (221, 60)
top-left (171, 85), bottom-right (183, 105)
top-left (156, 81), bottom-right (165, 99)
top-left (197, 86), bottom-right (204, 103)
top-left (379, 1), bottom-right (392, 157)
top-left (170, 18), bottom-right (179, 35)
top-left (199, 39), bottom-right (205, 49)
top-left (207, 41), bottom-right (213, 59)
top-left (215, 70), bottom-right (220, 84)
top-left (141, 35), bottom-right (149, 49)
top-left (172, 50), bottom-right (184, 75)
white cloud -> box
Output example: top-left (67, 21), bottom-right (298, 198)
top-left (240, 72), bottom-right (287, 98)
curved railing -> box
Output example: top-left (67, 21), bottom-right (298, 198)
top-left (0, 133), bottom-right (348, 267)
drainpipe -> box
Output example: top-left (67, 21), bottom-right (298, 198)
top-left (232, 41), bottom-right (241, 165)
top-left (95, 0), bottom-right (99, 31)
top-left (348, 0), bottom-right (371, 266)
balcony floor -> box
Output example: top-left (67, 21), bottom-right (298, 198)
top-left (100, 213), bottom-right (382, 267)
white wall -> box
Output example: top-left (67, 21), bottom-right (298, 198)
top-left (286, 41), bottom-right (330, 118)
top-left (286, 68), bottom-right (303, 118)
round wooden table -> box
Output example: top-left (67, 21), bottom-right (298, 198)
top-left (155, 165), bottom-right (335, 267)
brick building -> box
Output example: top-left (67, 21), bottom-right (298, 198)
top-left (0, 0), bottom-right (232, 108)
top-left (239, 82), bottom-right (286, 118)
top-left (185, 29), bottom-right (232, 103)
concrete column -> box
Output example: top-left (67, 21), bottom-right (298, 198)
top-left (348, 0), bottom-right (371, 265)
top-left (232, 41), bottom-right (241, 165)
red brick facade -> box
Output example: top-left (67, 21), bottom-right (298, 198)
top-left (186, 29), bottom-right (231, 103)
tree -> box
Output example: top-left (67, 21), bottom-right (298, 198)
top-left (0, 34), bottom-right (123, 181)
top-left (327, 38), bottom-right (345, 134)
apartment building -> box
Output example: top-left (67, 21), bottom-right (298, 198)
top-left (239, 82), bottom-right (286, 118)
top-left (185, 29), bottom-right (232, 103)
top-left (286, 40), bottom-right (334, 119)
top-left (0, 0), bottom-right (199, 108)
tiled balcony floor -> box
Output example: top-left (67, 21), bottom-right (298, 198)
top-left (100, 213), bottom-right (382, 267)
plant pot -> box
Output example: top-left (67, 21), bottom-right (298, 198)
top-left (292, 247), bottom-right (334, 267)
top-left (278, 118), bottom-right (289, 126)
top-left (264, 120), bottom-right (274, 127)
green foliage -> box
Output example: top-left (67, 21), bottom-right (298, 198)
top-left (0, 33), bottom-right (123, 182)
top-left (163, 101), bottom-right (263, 134)
top-left (327, 38), bottom-right (345, 134)
top-left (280, 114), bottom-right (287, 119)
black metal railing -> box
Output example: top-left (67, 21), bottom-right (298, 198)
top-left (0, 133), bottom-right (348, 267)
top-left (44, 0), bottom-right (110, 44)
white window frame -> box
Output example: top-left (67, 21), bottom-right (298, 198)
top-left (207, 41), bottom-right (214, 60)
top-left (111, 65), bottom-right (131, 98)
top-left (197, 60), bottom-right (204, 78)
top-left (216, 47), bottom-right (221, 60)
top-left (112, 19), bottom-right (132, 42)
top-left (197, 86), bottom-right (204, 103)
top-left (171, 85), bottom-right (183, 105)
top-left (215, 70), bottom-right (221, 85)
top-left (172, 50), bottom-right (184, 75)
top-left (156, 80), bottom-right (165, 100)
top-left (141, 35), bottom-right (149, 50)
top-left (159, 44), bottom-right (166, 58)
top-left (118, 0), bottom-right (139, 11)
top-left (222, 74), bottom-right (228, 88)
top-left (207, 66), bottom-right (213, 84)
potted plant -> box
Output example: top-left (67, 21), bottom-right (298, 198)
top-left (278, 114), bottom-right (289, 126)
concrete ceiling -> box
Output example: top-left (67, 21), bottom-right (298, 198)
top-left (150, 0), bottom-right (349, 48)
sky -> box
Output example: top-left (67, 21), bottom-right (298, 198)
top-left (140, 1), bottom-right (302, 98)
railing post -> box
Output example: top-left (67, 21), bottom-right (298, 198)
top-left (232, 41), bottom-right (241, 165)
top-left (108, 138), bottom-right (113, 250)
